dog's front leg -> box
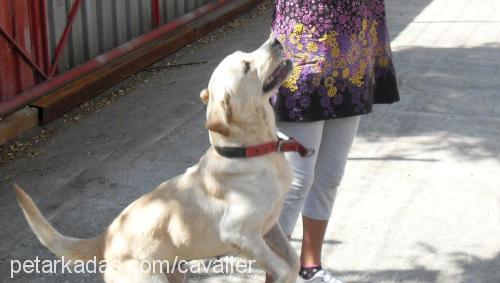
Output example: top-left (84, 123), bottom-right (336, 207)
top-left (220, 209), bottom-right (294, 282)
top-left (264, 224), bottom-right (300, 279)
top-left (222, 232), bottom-right (293, 283)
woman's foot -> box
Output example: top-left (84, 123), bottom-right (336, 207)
top-left (297, 266), bottom-right (343, 283)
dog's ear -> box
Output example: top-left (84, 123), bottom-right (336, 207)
top-left (205, 92), bottom-right (232, 137)
top-left (200, 88), bottom-right (209, 105)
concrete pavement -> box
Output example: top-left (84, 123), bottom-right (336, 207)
top-left (1, 0), bottom-right (499, 282)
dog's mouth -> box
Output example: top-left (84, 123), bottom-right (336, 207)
top-left (262, 60), bottom-right (293, 93)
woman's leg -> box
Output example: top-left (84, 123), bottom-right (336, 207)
top-left (277, 120), bottom-right (325, 237)
top-left (264, 121), bottom-right (323, 283)
top-left (300, 115), bottom-right (361, 266)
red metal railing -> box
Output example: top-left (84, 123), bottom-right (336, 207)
top-left (0, 0), bottom-right (84, 83)
top-left (0, 0), bottom-right (232, 117)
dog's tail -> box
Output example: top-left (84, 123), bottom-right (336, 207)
top-left (15, 185), bottom-right (104, 262)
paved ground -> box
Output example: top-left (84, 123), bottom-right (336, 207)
top-left (1, 0), bottom-right (499, 282)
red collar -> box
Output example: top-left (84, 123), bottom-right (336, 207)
top-left (214, 138), bottom-right (314, 158)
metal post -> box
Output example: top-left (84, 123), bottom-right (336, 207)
top-left (151, 0), bottom-right (161, 27)
top-left (48, 0), bottom-right (83, 77)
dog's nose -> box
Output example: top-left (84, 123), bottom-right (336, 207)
top-left (272, 38), bottom-right (283, 49)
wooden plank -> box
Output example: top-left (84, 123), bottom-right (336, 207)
top-left (0, 107), bottom-right (39, 146)
top-left (30, 0), bottom-right (264, 123)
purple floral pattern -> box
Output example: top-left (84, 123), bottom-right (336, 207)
top-left (271, 0), bottom-right (399, 122)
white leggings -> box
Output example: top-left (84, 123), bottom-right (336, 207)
top-left (277, 116), bottom-right (361, 236)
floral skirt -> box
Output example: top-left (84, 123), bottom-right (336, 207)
top-left (271, 0), bottom-right (399, 122)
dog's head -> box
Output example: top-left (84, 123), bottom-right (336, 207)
top-left (200, 38), bottom-right (292, 145)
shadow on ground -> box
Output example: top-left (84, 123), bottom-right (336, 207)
top-left (334, 244), bottom-right (500, 283)
top-left (357, 43), bottom-right (500, 164)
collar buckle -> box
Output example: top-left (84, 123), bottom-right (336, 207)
top-left (277, 138), bottom-right (315, 157)
top-left (277, 138), bottom-right (299, 152)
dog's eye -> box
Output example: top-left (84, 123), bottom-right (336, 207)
top-left (243, 61), bottom-right (251, 74)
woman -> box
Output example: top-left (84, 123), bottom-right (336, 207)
top-left (271, 0), bottom-right (399, 282)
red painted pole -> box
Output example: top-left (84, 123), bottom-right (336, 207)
top-left (0, 0), bottom-right (234, 117)
top-left (48, 0), bottom-right (82, 77)
top-left (151, 0), bottom-right (161, 27)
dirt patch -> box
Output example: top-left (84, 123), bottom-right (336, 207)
top-left (0, 127), bottom-right (56, 167)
